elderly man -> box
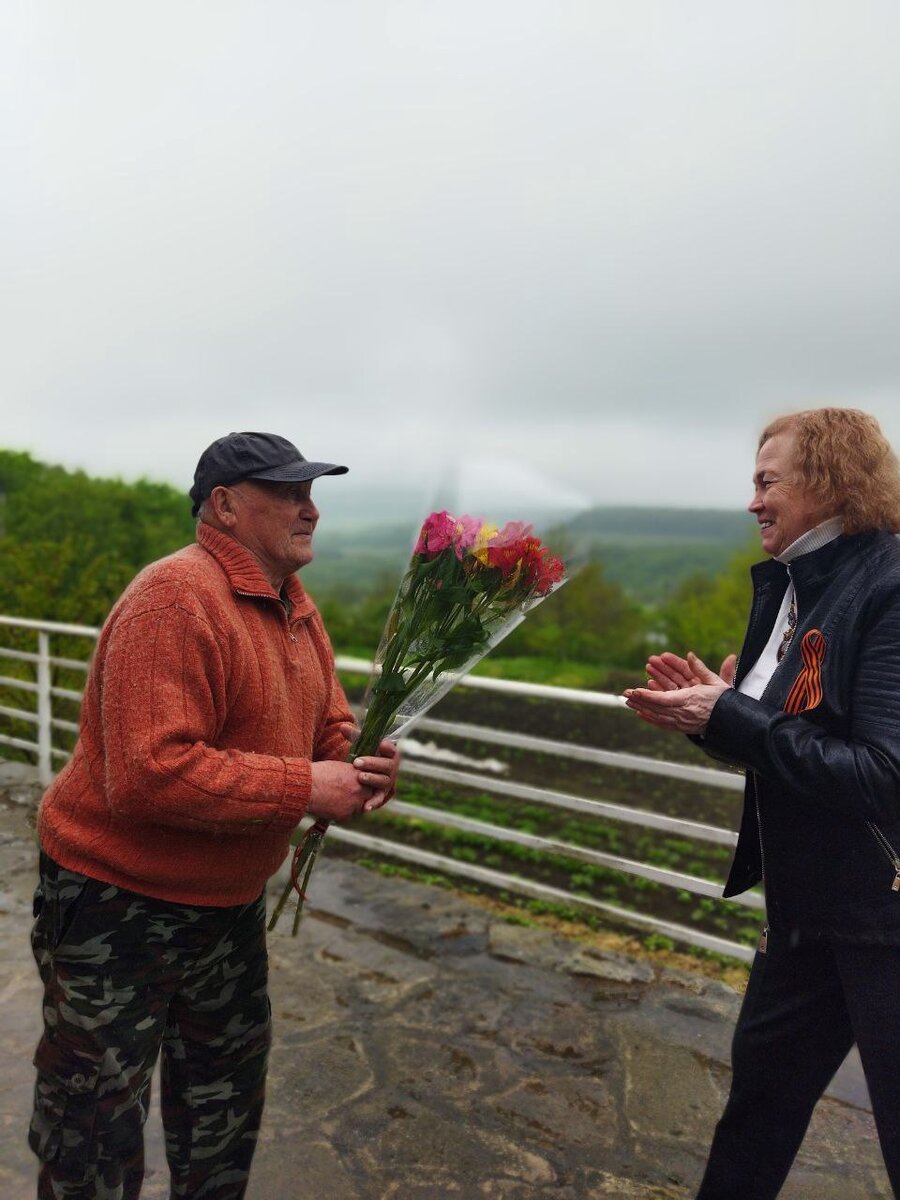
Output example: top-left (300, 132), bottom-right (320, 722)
top-left (29, 432), bottom-right (400, 1199)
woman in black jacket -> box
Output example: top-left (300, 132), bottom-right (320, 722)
top-left (625, 407), bottom-right (900, 1199)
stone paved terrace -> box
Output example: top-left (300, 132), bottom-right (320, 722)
top-left (0, 763), bottom-right (891, 1199)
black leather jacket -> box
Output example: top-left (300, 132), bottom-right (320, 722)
top-left (702, 530), bottom-right (900, 942)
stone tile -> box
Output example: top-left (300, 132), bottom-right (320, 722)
top-left (780, 1167), bottom-right (893, 1200)
top-left (359, 1103), bottom-right (556, 1186)
top-left (268, 953), bottom-right (348, 1032)
top-left (487, 922), bottom-right (571, 970)
top-left (501, 995), bottom-right (619, 1071)
top-left (248, 1136), bottom-right (363, 1200)
top-left (268, 1029), bottom-right (375, 1122)
top-left (565, 945), bottom-right (655, 984)
top-left (794, 1093), bottom-right (890, 1175)
top-left (361, 1026), bottom-right (485, 1097)
top-left (613, 1023), bottom-right (725, 1189)
top-left (488, 1073), bottom-right (620, 1155)
top-left (0, 775), bottom-right (892, 1200)
top-left (579, 1171), bottom-right (690, 1199)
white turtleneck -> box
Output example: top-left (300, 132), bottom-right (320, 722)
top-left (737, 517), bottom-right (844, 701)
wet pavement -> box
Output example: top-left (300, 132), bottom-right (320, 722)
top-left (0, 763), bottom-right (891, 1199)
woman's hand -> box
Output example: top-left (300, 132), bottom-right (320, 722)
top-left (646, 651), bottom-right (736, 691)
top-left (625, 651), bottom-right (735, 735)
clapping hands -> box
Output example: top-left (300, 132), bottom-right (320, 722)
top-left (623, 651), bottom-right (735, 735)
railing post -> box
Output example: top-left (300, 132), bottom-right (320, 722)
top-left (36, 630), bottom-right (52, 787)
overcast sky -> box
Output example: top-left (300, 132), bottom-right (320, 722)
top-left (3, 1), bottom-right (900, 516)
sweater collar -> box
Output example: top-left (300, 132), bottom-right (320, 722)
top-left (196, 521), bottom-right (315, 617)
top-left (750, 530), bottom-right (880, 596)
top-left (775, 516), bottom-right (844, 564)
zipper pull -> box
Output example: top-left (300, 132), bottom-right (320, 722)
top-left (892, 871), bottom-right (900, 892)
top-left (758, 926), bottom-right (769, 954)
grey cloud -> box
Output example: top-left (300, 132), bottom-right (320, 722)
top-left (2, 1), bottom-right (900, 506)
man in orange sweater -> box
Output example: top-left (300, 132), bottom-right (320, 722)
top-left (30, 432), bottom-right (401, 1199)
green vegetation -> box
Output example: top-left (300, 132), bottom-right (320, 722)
top-left (0, 449), bottom-right (195, 626)
top-left (552, 505), bottom-right (755, 604)
top-left (0, 449), bottom-right (764, 960)
top-left (659, 544), bottom-right (761, 667)
top-left (0, 448), bottom-right (760, 670)
top-left (338, 775), bottom-right (754, 949)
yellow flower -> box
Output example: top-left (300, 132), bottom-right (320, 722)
top-left (471, 523), bottom-right (499, 564)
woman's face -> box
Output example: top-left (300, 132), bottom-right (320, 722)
top-left (748, 433), bottom-right (831, 557)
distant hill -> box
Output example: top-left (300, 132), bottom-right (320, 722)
top-left (302, 521), bottom-right (416, 603)
top-left (304, 505), bottom-right (757, 607)
top-left (0, 448), bottom-right (755, 612)
top-left (564, 505), bottom-right (752, 544)
top-left (550, 506), bottom-right (755, 604)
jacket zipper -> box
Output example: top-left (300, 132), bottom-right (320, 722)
top-left (751, 569), bottom-right (797, 955)
top-left (751, 772), bottom-right (767, 885)
top-left (730, 647), bottom-right (769, 950)
top-left (751, 772), bottom-right (770, 952)
top-left (866, 821), bottom-right (900, 891)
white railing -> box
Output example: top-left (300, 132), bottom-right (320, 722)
top-left (0, 615), bottom-right (755, 961)
top-left (0, 616), bottom-right (99, 785)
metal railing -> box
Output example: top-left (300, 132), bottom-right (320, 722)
top-left (0, 616), bottom-right (99, 785)
top-left (0, 615), bottom-right (755, 961)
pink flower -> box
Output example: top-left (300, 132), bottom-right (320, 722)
top-left (491, 520), bottom-right (534, 548)
top-left (413, 511), bottom-right (457, 559)
top-left (453, 514), bottom-right (484, 558)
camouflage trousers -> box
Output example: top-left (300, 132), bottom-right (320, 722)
top-left (30, 853), bottom-right (271, 1200)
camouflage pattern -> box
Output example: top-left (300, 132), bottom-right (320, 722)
top-left (30, 853), bottom-right (271, 1199)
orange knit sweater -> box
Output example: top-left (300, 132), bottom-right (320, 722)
top-left (38, 522), bottom-right (354, 905)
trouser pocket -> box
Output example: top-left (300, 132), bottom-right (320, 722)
top-left (29, 1038), bottom-right (103, 1177)
top-left (32, 854), bottom-right (95, 962)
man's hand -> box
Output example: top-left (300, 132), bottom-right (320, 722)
top-left (352, 738), bottom-right (400, 812)
top-left (307, 727), bottom-right (401, 821)
top-left (624, 651), bottom-right (733, 735)
top-left (307, 760), bottom-right (376, 822)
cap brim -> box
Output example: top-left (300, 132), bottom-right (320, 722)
top-left (247, 461), bottom-right (349, 482)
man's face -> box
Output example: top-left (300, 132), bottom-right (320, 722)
top-left (748, 433), bottom-right (830, 557)
top-left (227, 479), bottom-right (319, 585)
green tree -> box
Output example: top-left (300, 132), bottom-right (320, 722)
top-left (660, 540), bottom-right (759, 667)
top-left (0, 450), bottom-right (195, 626)
top-left (502, 560), bottom-right (650, 668)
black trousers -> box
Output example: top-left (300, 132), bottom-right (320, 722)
top-left (696, 928), bottom-right (900, 1198)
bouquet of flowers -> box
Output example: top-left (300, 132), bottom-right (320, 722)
top-left (269, 510), bottom-right (566, 933)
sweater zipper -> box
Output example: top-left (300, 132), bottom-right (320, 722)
top-left (233, 588), bottom-right (298, 643)
top-left (866, 821), bottom-right (900, 891)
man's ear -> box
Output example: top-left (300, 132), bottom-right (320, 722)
top-left (209, 485), bottom-right (239, 529)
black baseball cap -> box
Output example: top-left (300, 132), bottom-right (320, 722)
top-left (190, 431), bottom-right (348, 516)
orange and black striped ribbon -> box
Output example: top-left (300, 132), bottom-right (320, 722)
top-left (783, 628), bottom-right (826, 714)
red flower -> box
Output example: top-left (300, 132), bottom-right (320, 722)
top-left (534, 550), bottom-right (565, 594)
top-left (484, 535), bottom-right (564, 594)
top-left (486, 538), bottom-right (530, 578)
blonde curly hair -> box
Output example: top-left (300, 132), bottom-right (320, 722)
top-left (759, 408), bottom-right (900, 535)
